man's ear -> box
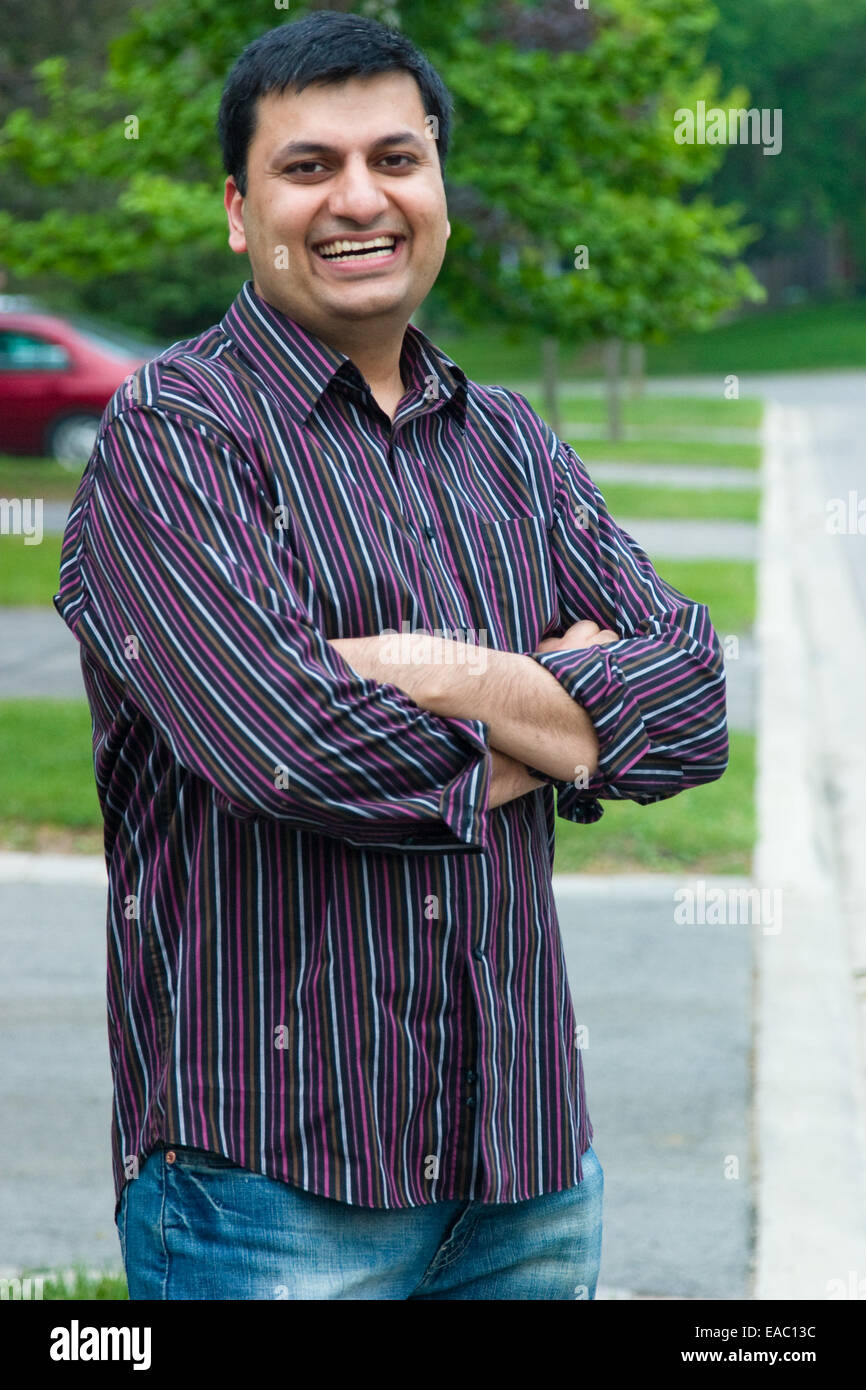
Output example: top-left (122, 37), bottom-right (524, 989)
top-left (446, 217), bottom-right (451, 240)
top-left (224, 177), bottom-right (247, 255)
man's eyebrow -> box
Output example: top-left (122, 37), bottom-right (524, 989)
top-left (270, 131), bottom-right (428, 162)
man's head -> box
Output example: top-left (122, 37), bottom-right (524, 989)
top-left (218, 12), bottom-right (455, 343)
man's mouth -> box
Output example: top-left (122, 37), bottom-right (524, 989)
top-left (314, 234), bottom-right (403, 264)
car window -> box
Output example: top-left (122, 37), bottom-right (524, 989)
top-left (0, 330), bottom-right (70, 370)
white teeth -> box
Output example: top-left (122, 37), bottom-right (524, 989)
top-left (317, 235), bottom-right (398, 260)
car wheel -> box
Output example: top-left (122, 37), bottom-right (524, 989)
top-left (47, 414), bottom-right (102, 469)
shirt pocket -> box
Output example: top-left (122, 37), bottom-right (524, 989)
top-left (445, 508), bottom-right (558, 653)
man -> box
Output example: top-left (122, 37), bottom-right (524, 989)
top-left (54, 11), bottom-right (728, 1300)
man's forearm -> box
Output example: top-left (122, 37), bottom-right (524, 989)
top-left (329, 633), bottom-right (599, 783)
top-left (422, 643), bottom-right (599, 782)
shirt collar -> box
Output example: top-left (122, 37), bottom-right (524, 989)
top-left (221, 280), bottom-right (468, 432)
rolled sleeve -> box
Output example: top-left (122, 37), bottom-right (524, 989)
top-left (523, 431), bottom-right (729, 823)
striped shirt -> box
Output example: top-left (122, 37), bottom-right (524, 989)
top-left (54, 279), bottom-right (728, 1217)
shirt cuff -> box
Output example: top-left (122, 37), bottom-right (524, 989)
top-left (435, 716), bottom-right (493, 848)
top-left (527, 646), bottom-right (679, 824)
top-left (353, 714), bottom-right (492, 854)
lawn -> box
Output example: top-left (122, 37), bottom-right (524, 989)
top-left (595, 483), bottom-right (759, 523)
top-left (566, 436), bottom-right (760, 469)
top-left (1, 545), bottom-right (753, 867)
top-left (16, 1267), bottom-right (128, 1300)
top-left (549, 556), bottom-right (756, 876)
top-left (434, 297), bottom-right (866, 380)
top-left (0, 456), bottom-right (84, 500)
top-left (0, 699), bottom-right (101, 852)
top-left (520, 393), bottom-right (764, 431)
top-left (552, 731), bottom-right (755, 876)
top-left (0, 533), bottom-right (63, 605)
top-left (652, 558), bottom-right (756, 638)
top-left (645, 297), bottom-right (866, 375)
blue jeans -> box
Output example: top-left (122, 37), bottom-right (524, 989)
top-left (118, 1142), bottom-right (604, 1300)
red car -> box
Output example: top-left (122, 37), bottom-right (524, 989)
top-left (0, 299), bottom-right (161, 467)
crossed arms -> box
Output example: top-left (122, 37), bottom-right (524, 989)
top-left (58, 401), bottom-right (727, 846)
top-left (328, 620), bottom-right (621, 809)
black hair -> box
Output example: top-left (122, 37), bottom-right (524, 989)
top-left (217, 11), bottom-right (454, 197)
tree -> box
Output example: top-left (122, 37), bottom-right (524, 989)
top-left (0, 0), bottom-right (763, 422)
top-left (705, 0), bottom-right (866, 289)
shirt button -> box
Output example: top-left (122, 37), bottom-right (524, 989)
top-left (165, 1149), bottom-right (176, 1164)
top-left (423, 524), bottom-right (436, 539)
top-left (471, 946), bottom-right (485, 960)
top-left (466, 1069), bottom-right (477, 1083)
top-left (466, 1096), bottom-right (477, 1109)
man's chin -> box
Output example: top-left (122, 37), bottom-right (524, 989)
top-left (315, 285), bottom-right (413, 321)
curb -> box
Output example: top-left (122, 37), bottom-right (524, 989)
top-left (752, 401), bottom-right (866, 1298)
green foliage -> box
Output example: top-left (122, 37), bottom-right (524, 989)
top-left (0, 0), bottom-right (762, 341)
top-left (706, 0), bottom-right (866, 279)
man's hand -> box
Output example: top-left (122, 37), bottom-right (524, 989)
top-left (487, 749), bottom-right (546, 808)
top-left (534, 619), bottom-right (621, 656)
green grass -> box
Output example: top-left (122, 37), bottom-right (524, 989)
top-left (595, 483), bottom-right (760, 522)
top-left (0, 699), bottom-right (100, 834)
top-left (645, 298), bottom-right (866, 375)
top-left (434, 322), bottom-right (559, 380)
top-left (434, 298), bottom-right (866, 380)
top-left (0, 534), bottom-right (63, 605)
top-left (0, 456), bottom-right (84, 500)
top-left (553, 731), bottom-right (755, 876)
top-left (521, 393), bottom-right (764, 430)
top-left (550, 559), bottom-right (757, 873)
top-left (651, 558), bottom-right (756, 637)
top-left (17, 1266), bottom-right (128, 1300)
top-left (567, 436), bottom-right (760, 469)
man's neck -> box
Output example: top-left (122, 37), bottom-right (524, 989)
top-left (322, 320), bottom-right (411, 423)
top-left (253, 285), bottom-right (414, 423)
top-left (323, 323), bottom-right (406, 399)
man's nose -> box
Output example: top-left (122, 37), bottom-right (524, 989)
top-left (326, 155), bottom-right (390, 223)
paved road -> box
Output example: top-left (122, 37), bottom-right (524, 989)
top-left (0, 863), bottom-right (753, 1298)
top-left (641, 370), bottom-right (866, 617)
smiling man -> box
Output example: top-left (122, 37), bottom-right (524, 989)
top-left (224, 68), bottom-right (446, 419)
top-left (54, 11), bottom-right (728, 1301)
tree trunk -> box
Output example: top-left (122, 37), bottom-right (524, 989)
top-left (626, 341), bottom-right (645, 399)
top-left (603, 337), bottom-right (623, 441)
top-left (540, 335), bottom-right (562, 438)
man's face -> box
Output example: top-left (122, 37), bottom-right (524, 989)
top-left (224, 71), bottom-right (450, 340)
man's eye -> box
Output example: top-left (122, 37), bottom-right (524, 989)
top-left (283, 155), bottom-right (416, 176)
